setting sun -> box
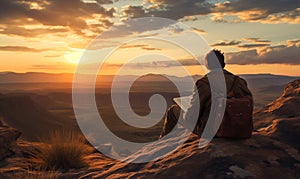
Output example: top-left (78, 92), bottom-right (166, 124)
top-left (64, 48), bottom-right (85, 64)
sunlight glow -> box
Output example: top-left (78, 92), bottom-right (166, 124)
top-left (64, 48), bottom-right (85, 64)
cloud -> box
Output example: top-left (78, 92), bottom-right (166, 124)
top-left (0, 25), bottom-right (68, 37)
top-left (121, 5), bottom-right (146, 19)
top-left (0, 46), bottom-right (45, 52)
top-left (286, 39), bottom-right (300, 47)
top-left (211, 40), bottom-right (241, 47)
top-left (44, 54), bottom-right (63, 58)
top-left (238, 44), bottom-right (270, 49)
top-left (120, 44), bottom-right (161, 51)
top-left (213, 0), bottom-right (297, 14)
top-left (2, 0), bottom-right (297, 40)
top-left (0, 0), bottom-right (298, 40)
top-left (210, 38), bottom-right (271, 48)
top-left (82, 0), bottom-right (113, 4)
top-left (98, 17), bottom-right (176, 40)
top-left (0, 0), bottom-right (115, 37)
top-left (244, 38), bottom-right (271, 43)
top-left (104, 58), bottom-right (200, 69)
top-left (141, 47), bottom-right (161, 51)
top-left (119, 0), bottom-right (300, 24)
top-left (0, 46), bottom-right (69, 53)
top-left (91, 39), bottom-right (300, 67)
top-left (121, 0), bottom-right (213, 20)
top-left (226, 40), bottom-right (300, 65)
top-left (121, 44), bottom-right (148, 49)
top-left (137, 33), bottom-right (160, 38)
top-left (30, 64), bottom-right (72, 70)
top-left (180, 16), bottom-right (199, 22)
top-left (146, 59), bottom-right (200, 67)
top-left (192, 27), bottom-right (206, 34)
top-left (212, 0), bottom-right (300, 24)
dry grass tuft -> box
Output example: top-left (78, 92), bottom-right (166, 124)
top-left (17, 168), bottom-right (58, 179)
top-left (31, 130), bottom-right (92, 170)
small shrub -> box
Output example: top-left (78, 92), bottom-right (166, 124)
top-left (32, 130), bottom-right (92, 170)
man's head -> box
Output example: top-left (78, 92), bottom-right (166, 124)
top-left (205, 49), bottom-right (225, 70)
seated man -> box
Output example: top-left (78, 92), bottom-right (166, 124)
top-left (160, 49), bottom-right (252, 138)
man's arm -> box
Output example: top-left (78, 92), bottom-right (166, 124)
top-left (182, 79), bottom-right (211, 131)
top-left (240, 78), bottom-right (253, 97)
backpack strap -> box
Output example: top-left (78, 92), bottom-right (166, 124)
top-left (228, 76), bottom-right (240, 98)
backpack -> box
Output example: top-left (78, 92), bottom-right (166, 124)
top-left (214, 76), bottom-right (254, 138)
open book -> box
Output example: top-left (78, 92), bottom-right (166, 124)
top-left (173, 95), bottom-right (192, 112)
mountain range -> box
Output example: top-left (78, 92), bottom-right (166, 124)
top-left (0, 72), bottom-right (298, 87)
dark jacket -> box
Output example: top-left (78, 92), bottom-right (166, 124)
top-left (184, 69), bottom-right (252, 135)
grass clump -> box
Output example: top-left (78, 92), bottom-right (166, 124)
top-left (32, 130), bottom-right (92, 170)
top-left (18, 168), bottom-right (58, 179)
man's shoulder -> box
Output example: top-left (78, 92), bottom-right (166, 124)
top-left (225, 72), bottom-right (248, 86)
top-left (194, 70), bottom-right (248, 87)
top-left (195, 76), bottom-right (209, 87)
top-left (237, 76), bottom-right (249, 86)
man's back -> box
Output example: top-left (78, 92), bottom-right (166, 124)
top-left (160, 49), bottom-right (254, 138)
top-left (191, 70), bottom-right (252, 135)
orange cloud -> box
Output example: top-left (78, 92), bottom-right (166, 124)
top-left (0, 0), bottom-right (115, 38)
top-left (226, 39), bottom-right (300, 65)
top-left (211, 40), bottom-right (241, 47)
top-left (212, 0), bottom-right (300, 24)
top-left (0, 46), bottom-right (69, 53)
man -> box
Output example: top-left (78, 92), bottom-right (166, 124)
top-left (160, 49), bottom-right (252, 137)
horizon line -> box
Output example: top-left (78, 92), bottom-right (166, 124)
top-left (1, 71), bottom-right (300, 78)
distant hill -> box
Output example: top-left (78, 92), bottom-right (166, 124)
top-left (0, 94), bottom-right (78, 141)
top-left (0, 72), bottom-right (124, 84)
top-left (1, 72), bottom-right (299, 108)
top-left (240, 74), bottom-right (299, 89)
top-left (0, 72), bottom-right (74, 83)
top-left (0, 72), bottom-right (298, 87)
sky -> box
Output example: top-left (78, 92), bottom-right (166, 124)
top-left (0, 0), bottom-right (299, 76)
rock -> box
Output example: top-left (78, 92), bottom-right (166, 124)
top-left (0, 118), bottom-right (21, 161)
top-left (229, 165), bottom-right (254, 178)
top-left (86, 80), bottom-right (300, 178)
top-left (254, 79), bottom-right (300, 128)
top-left (88, 129), bottom-right (300, 178)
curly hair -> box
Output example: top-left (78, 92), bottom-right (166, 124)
top-left (205, 49), bottom-right (225, 69)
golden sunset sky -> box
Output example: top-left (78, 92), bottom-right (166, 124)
top-left (0, 0), bottom-right (299, 76)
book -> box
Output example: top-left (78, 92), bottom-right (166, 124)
top-left (173, 95), bottom-right (192, 112)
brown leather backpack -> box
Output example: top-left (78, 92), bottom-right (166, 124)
top-left (215, 76), bottom-right (254, 138)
